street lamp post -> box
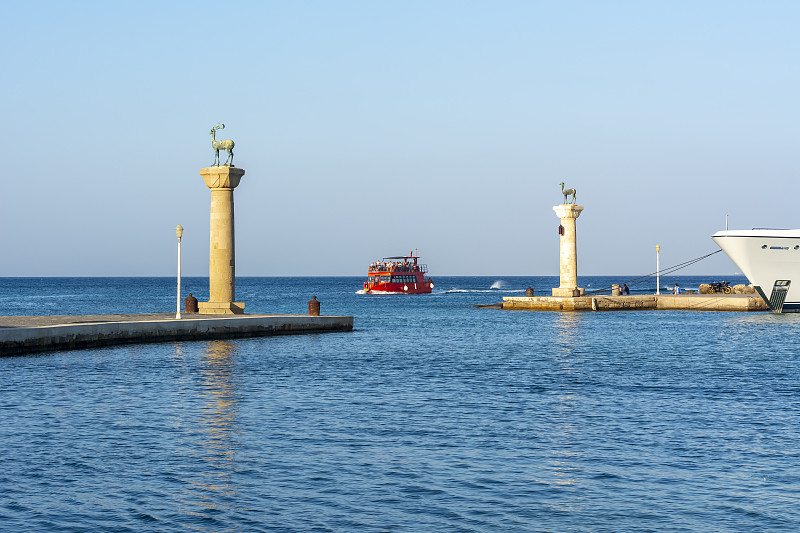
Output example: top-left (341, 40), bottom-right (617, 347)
top-left (176, 225), bottom-right (184, 319)
top-left (656, 244), bottom-right (661, 295)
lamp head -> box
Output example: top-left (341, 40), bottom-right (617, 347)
top-left (175, 225), bottom-right (184, 240)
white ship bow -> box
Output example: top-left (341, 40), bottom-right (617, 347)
top-left (712, 229), bottom-right (800, 313)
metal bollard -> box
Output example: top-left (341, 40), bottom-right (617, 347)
top-left (308, 296), bottom-right (320, 316)
top-left (184, 293), bottom-right (199, 313)
top-left (526, 287), bottom-right (534, 297)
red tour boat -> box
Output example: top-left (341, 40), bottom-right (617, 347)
top-left (363, 251), bottom-right (434, 294)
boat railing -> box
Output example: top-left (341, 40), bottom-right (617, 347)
top-left (368, 264), bottom-right (428, 273)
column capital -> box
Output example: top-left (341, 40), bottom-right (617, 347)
top-left (553, 204), bottom-right (584, 219)
top-left (200, 166), bottom-right (245, 189)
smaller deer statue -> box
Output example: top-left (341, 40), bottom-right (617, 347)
top-left (560, 182), bottom-right (577, 204)
top-left (210, 123), bottom-right (235, 166)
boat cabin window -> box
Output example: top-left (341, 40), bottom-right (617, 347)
top-left (381, 275), bottom-right (390, 283)
top-left (391, 275), bottom-right (416, 283)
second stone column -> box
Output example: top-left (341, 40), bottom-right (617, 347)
top-left (552, 203), bottom-right (585, 297)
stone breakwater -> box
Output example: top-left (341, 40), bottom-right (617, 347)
top-left (501, 294), bottom-right (767, 311)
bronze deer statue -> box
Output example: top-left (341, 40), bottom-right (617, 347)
top-left (210, 123), bottom-right (235, 166)
top-left (560, 182), bottom-right (577, 204)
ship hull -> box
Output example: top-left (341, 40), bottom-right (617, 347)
top-left (365, 284), bottom-right (433, 294)
top-left (364, 273), bottom-right (433, 294)
top-left (712, 229), bottom-right (800, 313)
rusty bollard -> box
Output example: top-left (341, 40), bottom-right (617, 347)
top-left (525, 287), bottom-right (534, 297)
top-left (308, 296), bottom-right (321, 316)
top-left (184, 293), bottom-right (199, 313)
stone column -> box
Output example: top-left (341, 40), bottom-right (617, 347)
top-left (198, 166), bottom-right (246, 314)
top-left (552, 204), bottom-right (585, 297)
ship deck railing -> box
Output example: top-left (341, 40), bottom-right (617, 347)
top-left (369, 264), bottom-right (428, 273)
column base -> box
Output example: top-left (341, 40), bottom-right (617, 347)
top-left (198, 301), bottom-right (245, 315)
top-left (552, 287), bottom-right (585, 297)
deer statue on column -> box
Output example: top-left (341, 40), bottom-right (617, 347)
top-left (210, 123), bottom-right (235, 166)
top-left (560, 182), bottom-right (577, 204)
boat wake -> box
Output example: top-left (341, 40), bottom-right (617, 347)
top-left (437, 280), bottom-right (524, 294)
top-left (357, 287), bottom-right (524, 295)
top-left (436, 288), bottom-right (526, 294)
top-left (358, 277), bottom-right (529, 296)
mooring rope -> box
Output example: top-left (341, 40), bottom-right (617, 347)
top-left (584, 249), bottom-right (722, 295)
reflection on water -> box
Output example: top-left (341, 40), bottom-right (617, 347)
top-left (555, 312), bottom-right (582, 351)
top-left (723, 311), bottom-right (800, 326)
top-left (549, 313), bottom-right (584, 491)
top-left (199, 341), bottom-right (238, 471)
top-left (180, 341), bottom-right (240, 523)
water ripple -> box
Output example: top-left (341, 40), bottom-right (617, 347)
top-left (2, 277), bottom-right (800, 531)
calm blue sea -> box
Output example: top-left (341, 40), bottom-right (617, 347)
top-left (2, 275), bottom-right (800, 532)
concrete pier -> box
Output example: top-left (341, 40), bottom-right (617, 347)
top-left (501, 293), bottom-right (768, 312)
top-left (0, 313), bottom-right (354, 356)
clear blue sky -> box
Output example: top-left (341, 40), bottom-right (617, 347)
top-left (3, 1), bottom-right (799, 276)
